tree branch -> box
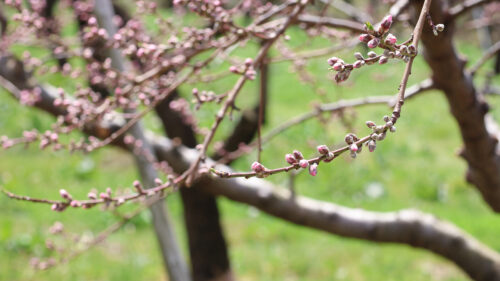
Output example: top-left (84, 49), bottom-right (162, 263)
top-left (448, 0), bottom-right (497, 20)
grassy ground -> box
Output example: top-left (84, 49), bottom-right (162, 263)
top-left (2, 14), bottom-right (500, 281)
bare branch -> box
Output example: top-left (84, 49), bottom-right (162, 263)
top-left (448, 0), bottom-right (496, 20)
top-left (470, 40), bottom-right (500, 76)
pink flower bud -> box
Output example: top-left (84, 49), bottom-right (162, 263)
top-left (59, 189), bottom-right (71, 200)
top-left (368, 140), bottom-right (377, 152)
top-left (367, 38), bottom-right (380, 49)
top-left (251, 161), bottom-right (265, 173)
top-left (353, 60), bottom-right (363, 69)
top-left (70, 200), bottom-right (81, 208)
top-left (366, 121), bottom-right (376, 128)
top-left (100, 192), bottom-right (110, 200)
top-left (384, 33), bottom-right (397, 45)
top-left (327, 57), bottom-right (338, 66)
top-left (309, 163), bottom-right (318, 176)
top-left (299, 159), bottom-right (309, 168)
top-left (324, 152), bottom-right (336, 162)
top-left (244, 58), bottom-right (253, 67)
top-left (350, 143), bottom-right (358, 152)
top-left (381, 15), bottom-right (392, 31)
top-left (317, 145), bottom-right (329, 155)
top-left (87, 192), bottom-right (97, 199)
top-left (379, 56), bottom-right (388, 64)
top-left (293, 150), bottom-right (303, 160)
top-left (229, 65), bottom-right (238, 73)
top-left (333, 62), bottom-right (344, 71)
top-left (285, 154), bottom-right (297, 165)
top-left (359, 33), bottom-right (371, 43)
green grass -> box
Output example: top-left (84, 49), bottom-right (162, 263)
top-left (2, 13), bottom-right (500, 281)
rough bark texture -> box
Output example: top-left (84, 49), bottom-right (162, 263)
top-left (411, 0), bottom-right (500, 212)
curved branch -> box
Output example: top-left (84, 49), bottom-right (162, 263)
top-left (296, 14), bottom-right (365, 33)
top-left (448, 0), bottom-right (496, 20)
top-left (3, 56), bottom-right (500, 281)
top-left (470, 40), bottom-right (500, 76)
top-left (151, 135), bottom-right (500, 281)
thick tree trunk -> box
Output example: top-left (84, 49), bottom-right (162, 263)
top-left (155, 95), bottom-right (234, 281)
top-left (411, 0), bottom-right (500, 212)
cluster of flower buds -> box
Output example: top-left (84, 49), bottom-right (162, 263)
top-left (358, 15), bottom-right (393, 49)
top-left (285, 149), bottom-right (327, 176)
top-left (192, 88), bottom-right (223, 109)
top-left (19, 87), bottom-right (41, 106)
top-left (251, 161), bottom-right (266, 174)
top-left (327, 56), bottom-right (351, 83)
top-left (230, 58), bottom-right (256, 80)
top-left (344, 133), bottom-right (362, 158)
top-left (364, 115), bottom-right (397, 151)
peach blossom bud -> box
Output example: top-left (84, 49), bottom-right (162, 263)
top-left (327, 57), bottom-right (339, 66)
top-left (368, 140), bottom-right (376, 152)
top-left (344, 134), bottom-right (354, 144)
top-left (244, 58), bottom-right (253, 66)
top-left (368, 51), bottom-right (377, 58)
top-left (59, 189), bottom-right (71, 200)
top-left (333, 62), bottom-right (344, 71)
top-left (435, 24), bottom-right (445, 32)
top-left (407, 45), bottom-right (416, 55)
top-left (100, 192), bottom-right (110, 200)
top-left (354, 52), bottom-right (364, 60)
top-left (381, 15), bottom-right (392, 31)
top-left (350, 143), bottom-right (358, 152)
top-left (366, 121), bottom-right (376, 128)
top-left (87, 192), bottom-right (97, 199)
top-left (293, 150), bottom-right (304, 160)
top-left (299, 159), bottom-right (309, 168)
top-left (285, 154), bottom-right (297, 165)
top-left (353, 60), bottom-right (363, 68)
top-left (367, 38), bottom-right (380, 48)
top-left (229, 65), bottom-right (238, 73)
top-left (384, 33), bottom-right (397, 45)
top-left (359, 33), bottom-right (371, 43)
top-left (251, 161), bottom-right (265, 173)
top-left (324, 152), bottom-right (336, 162)
top-left (154, 178), bottom-right (163, 185)
top-left (317, 145), bottom-right (329, 155)
top-left (379, 56), bottom-right (388, 64)
top-left (309, 163), bottom-right (318, 176)
top-left (70, 200), bottom-right (81, 208)
top-left (390, 126), bottom-right (396, 133)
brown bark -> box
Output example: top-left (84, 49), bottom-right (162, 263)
top-left (155, 95), bottom-right (234, 281)
top-left (410, 0), bottom-right (500, 212)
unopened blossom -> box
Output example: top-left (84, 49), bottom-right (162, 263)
top-left (309, 163), bottom-right (318, 176)
top-left (384, 33), bottom-right (397, 45)
top-left (299, 159), bottom-right (309, 168)
top-left (317, 145), bottom-right (329, 155)
top-left (350, 143), bottom-right (359, 152)
top-left (359, 33), bottom-right (371, 43)
top-left (285, 154), bottom-right (297, 165)
top-left (293, 150), bottom-right (304, 160)
top-left (251, 161), bottom-right (265, 173)
top-left (367, 38), bottom-right (380, 49)
top-left (380, 15), bottom-right (393, 31)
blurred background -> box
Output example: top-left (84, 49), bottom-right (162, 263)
top-left (1, 1), bottom-right (500, 280)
